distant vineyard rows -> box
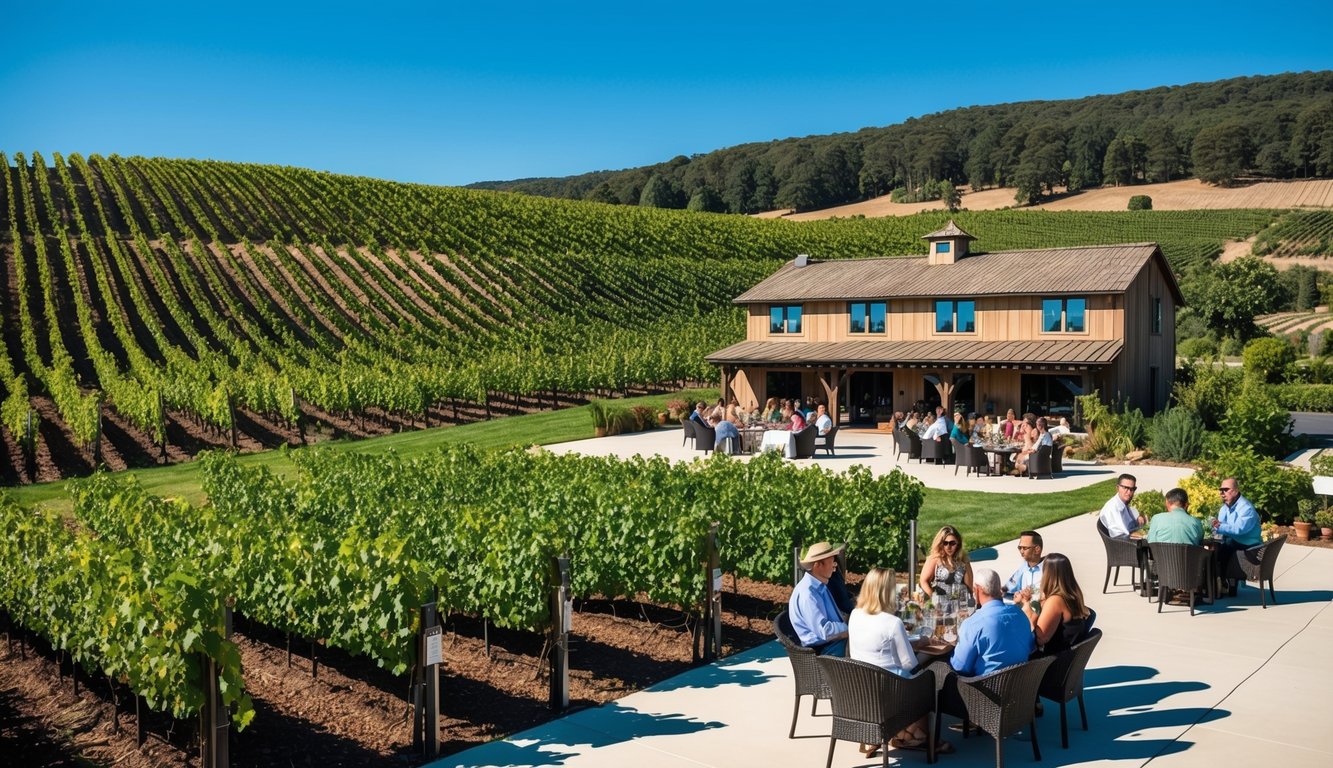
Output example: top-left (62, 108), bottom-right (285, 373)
top-left (0, 153), bottom-right (1280, 443)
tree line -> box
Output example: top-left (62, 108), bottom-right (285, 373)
top-left (469, 71), bottom-right (1333, 212)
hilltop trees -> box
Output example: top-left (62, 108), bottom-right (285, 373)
top-left (1192, 122), bottom-right (1252, 185)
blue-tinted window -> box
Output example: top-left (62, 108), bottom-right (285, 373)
top-left (937, 241), bottom-right (951, 254)
top-left (935, 301), bottom-right (954, 333)
top-left (1043, 299), bottom-right (1063, 332)
top-left (1042, 297), bottom-right (1087, 333)
top-left (770, 304), bottom-right (802, 334)
top-left (957, 300), bottom-right (975, 333)
top-left (849, 301), bottom-right (887, 334)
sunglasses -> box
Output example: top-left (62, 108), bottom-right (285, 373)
top-left (1017, 545), bottom-right (1037, 551)
top-left (942, 540), bottom-right (960, 548)
top-left (1118, 485), bottom-right (1137, 493)
top-left (1219, 486), bottom-right (1235, 493)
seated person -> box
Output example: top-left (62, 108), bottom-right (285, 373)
top-left (922, 412), bottom-right (947, 442)
top-left (1148, 488), bottom-right (1203, 546)
top-left (1213, 478), bottom-right (1261, 596)
top-left (814, 403), bottom-right (833, 434)
top-left (849, 567), bottom-right (943, 756)
top-left (689, 401), bottom-right (709, 427)
top-left (763, 397), bottom-right (781, 422)
top-left (951, 568), bottom-right (1035, 675)
top-left (711, 416), bottom-right (740, 453)
top-left (787, 404), bottom-right (807, 432)
top-left (1004, 530), bottom-right (1044, 597)
top-left (1099, 473), bottom-right (1145, 539)
top-left (1018, 553), bottom-right (1091, 655)
top-left (904, 411), bottom-right (920, 432)
top-left (788, 542), bottom-right (849, 656)
top-left (1014, 416), bottom-right (1051, 475)
top-left (1001, 408), bottom-right (1020, 441)
top-left (949, 411), bottom-right (968, 443)
top-left (1048, 416), bottom-right (1072, 437)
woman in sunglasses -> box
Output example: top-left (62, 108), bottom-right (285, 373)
top-left (918, 525), bottom-right (974, 598)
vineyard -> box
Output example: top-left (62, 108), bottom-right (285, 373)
top-left (0, 152), bottom-right (1287, 482)
top-left (1252, 209), bottom-right (1333, 259)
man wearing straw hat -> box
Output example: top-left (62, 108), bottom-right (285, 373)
top-left (789, 541), bottom-right (850, 656)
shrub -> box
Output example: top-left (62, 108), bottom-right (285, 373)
top-left (1135, 489), bottom-right (1167, 522)
top-left (665, 398), bottom-right (689, 420)
top-left (1217, 383), bottom-right (1296, 459)
top-left (628, 405), bottom-right (658, 431)
top-left (589, 400), bottom-right (611, 431)
top-left (1150, 407), bottom-right (1206, 462)
top-left (1179, 473), bottom-right (1219, 518)
top-left (1177, 336), bottom-right (1218, 360)
top-left (1242, 337), bottom-right (1296, 384)
top-left (1172, 362), bottom-right (1242, 430)
top-left (1117, 405), bottom-right (1148, 450)
top-left (1220, 336), bottom-right (1245, 357)
top-left (1192, 448), bottom-right (1313, 524)
top-left (1127, 195), bottom-right (1153, 210)
top-left (1268, 383), bottom-right (1333, 412)
top-left (1316, 509), bottom-right (1333, 529)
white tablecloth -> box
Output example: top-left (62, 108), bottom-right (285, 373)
top-left (759, 430), bottom-right (797, 459)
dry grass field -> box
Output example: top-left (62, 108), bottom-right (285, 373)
top-left (1256, 309), bottom-right (1333, 337)
top-left (773, 178), bottom-right (1333, 221)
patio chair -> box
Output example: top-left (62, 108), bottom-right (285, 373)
top-left (815, 425), bottom-right (838, 456)
top-left (774, 611), bottom-right (831, 738)
top-left (952, 439), bottom-right (989, 477)
top-left (793, 425), bottom-right (818, 458)
top-left (921, 436), bottom-right (951, 465)
top-left (1026, 444), bottom-right (1053, 479)
top-left (681, 418), bottom-right (695, 447)
top-left (931, 655), bottom-right (1056, 768)
top-left (1096, 520), bottom-right (1143, 594)
top-left (1225, 535), bottom-right (1285, 608)
top-left (1038, 629), bottom-right (1102, 748)
top-left (694, 423), bottom-right (716, 455)
top-left (1148, 542), bottom-right (1213, 615)
top-left (816, 656), bottom-right (938, 766)
top-left (898, 429), bottom-right (922, 462)
top-left (1051, 443), bottom-right (1066, 474)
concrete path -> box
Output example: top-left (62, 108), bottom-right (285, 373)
top-left (431, 515), bottom-right (1333, 768)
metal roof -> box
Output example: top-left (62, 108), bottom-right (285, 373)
top-left (705, 338), bottom-right (1124, 367)
top-left (733, 243), bottom-right (1184, 305)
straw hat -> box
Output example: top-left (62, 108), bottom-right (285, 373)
top-left (799, 541), bottom-right (845, 566)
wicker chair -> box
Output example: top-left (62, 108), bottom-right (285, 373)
top-left (1148, 542), bottom-right (1213, 615)
top-left (793, 425), bottom-right (818, 458)
top-left (1225, 536), bottom-right (1286, 608)
top-left (921, 436), bottom-right (951, 465)
top-left (954, 439), bottom-right (991, 477)
top-left (1025, 444), bottom-right (1053, 479)
top-left (681, 418), bottom-right (695, 447)
top-left (899, 429), bottom-right (923, 462)
top-left (1096, 520), bottom-right (1143, 594)
top-left (694, 423), bottom-right (716, 455)
top-left (1038, 629), bottom-right (1103, 748)
top-left (815, 425), bottom-right (839, 456)
top-left (1050, 443), bottom-right (1066, 473)
top-left (931, 655), bottom-right (1056, 768)
top-left (774, 611), bottom-right (831, 738)
top-left (816, 656), bottom-right (938, 767)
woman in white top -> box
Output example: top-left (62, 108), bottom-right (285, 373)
top-left (849, 568), bottom-right (948, 755)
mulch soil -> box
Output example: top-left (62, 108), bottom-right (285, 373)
top-left (0, 577), bottom-right (792, 767)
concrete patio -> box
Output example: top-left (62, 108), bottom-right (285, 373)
top-left (430, 428), bottom-right (1333, 768)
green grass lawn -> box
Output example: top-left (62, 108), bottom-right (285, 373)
top-left (7, 387), bottom-right (1113, 553)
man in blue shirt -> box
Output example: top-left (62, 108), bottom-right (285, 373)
top-left (1004, 531), bottom-right (1044, 597)
top-left (1212, 477), bottom-right (1260, 596)
top-left (950, 568), bottom-right (1035, 677)
top-left (711, 416), bottom-right (740, 453)
top-left (788, 542), bottom-right (849, 656)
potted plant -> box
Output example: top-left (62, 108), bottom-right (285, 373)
top-left (1316, 508), bottom-right (1333, 541)
top-left (1293, 498), bottom-right (1317, 541)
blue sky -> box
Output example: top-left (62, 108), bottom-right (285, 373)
top-left (4, 1), bottom-right (1331, 187)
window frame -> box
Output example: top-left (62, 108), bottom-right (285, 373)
top-left (1040, 297), bottom-right (1088, 335)
top-left (934, 299), bottom-right (976, 334)
top-left (769, 304), bottom-right (804, 335)
top-left (848, 300), bottom-right (888, 335)
top-left (1151, 296), bottom-right (1162, 335)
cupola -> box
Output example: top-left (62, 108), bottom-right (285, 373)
top-left (922, 220), bottom-right (976, 265)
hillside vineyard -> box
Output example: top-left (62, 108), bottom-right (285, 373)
top-left (0, 153), bottom-right (1276, 472)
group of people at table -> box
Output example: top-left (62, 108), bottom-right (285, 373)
top-left (1099, 472), bottom-right (1260, 598)
top-left (787, 525), bottom-right (1089, 757)
top-left (689, 397), bottom-right (833, 452)
top-left (900, 406), bottom-right (1072, 475)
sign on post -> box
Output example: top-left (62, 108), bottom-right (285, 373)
top-left (417, 602), bottom-right (441, 756)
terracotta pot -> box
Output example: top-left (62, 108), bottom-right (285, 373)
top-left (658, 413), bottom-right (668, 425)
top-left (594, 427), bottom-right (606, 438)
top-left (1322, 527), bottom-right (1333, 541)
top-left (1293, 521), bottom-right (1312, 541)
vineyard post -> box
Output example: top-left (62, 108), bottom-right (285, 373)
top-left (157, 392), bottom-right (167, 461)
top-left (702, 523), bottom-right (722, 661)
top-left (417, 601), bottom-right (441, 756)
top-left (227, 393), bottom-right (237, 448)
top-left (199, 606), bottom-right (231, 768)
top-left (549, 554), bottom-right (571, 711)
top-left (908, 519), bottom-right (918, 595)
top-left (792, 540), bottom-right (803, 588)
top-left (93, 395), bottom-right (104, 465)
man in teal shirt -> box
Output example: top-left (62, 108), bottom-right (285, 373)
top-left (1148, 488), bottom-right (1202, 545)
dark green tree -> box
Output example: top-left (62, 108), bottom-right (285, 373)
top-left (1193, 256), bottom-right (1282, 339)
top-left (686, 186), bottom-right (725, 212)
top-left (1192, 122), bottom-right (1251, 185)
top-left (584, 183), bottom-right (620, 205)
top-left (1141, 118), bottom-right (1183, 183)
top-left (638, 173), bottom-right (681, 208)
top-left (1290, 99), bottom-right (1333, 177)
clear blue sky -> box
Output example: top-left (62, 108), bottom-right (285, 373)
top-left (4, 1), bottom-right (1331, 187)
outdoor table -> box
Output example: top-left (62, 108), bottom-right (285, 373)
top-left (978, 443), bottom-right (1020, 475)
top-left (759, 429), bottom-right (797, 458)
top-left (738, 426), bottom-right (766, 454)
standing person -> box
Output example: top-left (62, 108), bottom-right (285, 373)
top-left (1099, 473), bottom-right (1145, 539)
top-left (1148, 488), bottom-right (1203, 546)
top-left (1004, 531), bottom-right (1044, 597)
top-left (788, 542), bottom-right (849, 656)
top-left (918, 525), bottom-right (974, 598)
top-left (848, 568), bottom-right (948, 756)
top-left (1018, 553), bottom-right (1091, 655)
top-left (814, 403), bottom-right (833, 434)
top-left (1212, 478), bottom-right (1260, 595)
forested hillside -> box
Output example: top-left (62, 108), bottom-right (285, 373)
top-left (470, 71), bottom-right (1333, 212)
top-left (0, 153), bottom-right (1280, 480)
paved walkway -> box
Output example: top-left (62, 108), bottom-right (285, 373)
top-left (431, 428), bottom-right (1333, 767)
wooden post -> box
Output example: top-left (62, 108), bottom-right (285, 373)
top-left (908, 519), bottom-right (919, 597)
top-left (199, 606), bottom-right (231, 768)
top-left (158, 392), bottom-right (168, 462)
top-left (549, 555), bottom-right (571, 711)
top-left (417, 601), bottom-right (441, 756)
top-left (93, 396), bottom-right (104, 465)
top-left (227, 394), bottom-right (237, 449)
top-left (702, 523), bottom-right (722, 661)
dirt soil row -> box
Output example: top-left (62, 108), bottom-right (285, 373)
top-left (0, 577), bottom-right (792, 767)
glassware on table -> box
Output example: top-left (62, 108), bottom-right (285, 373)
top-left (942, 614), bottom-right (958, 644)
